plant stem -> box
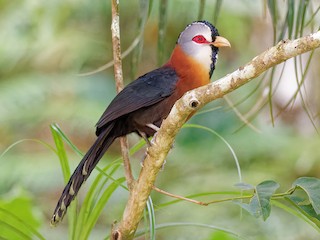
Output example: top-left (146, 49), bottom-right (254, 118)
top-left (110, 0), bottom-right (134, 190)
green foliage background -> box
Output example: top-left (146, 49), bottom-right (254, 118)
top-left (0, 0), bottom-right (320, 239)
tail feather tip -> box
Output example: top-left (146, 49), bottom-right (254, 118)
top-left (50, 208), bottom-right (66, 227)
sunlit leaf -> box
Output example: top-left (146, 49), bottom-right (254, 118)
top-left (0, 189), bottom-right (44, 240)
top-left (208, 230), bottom-right (239, 240)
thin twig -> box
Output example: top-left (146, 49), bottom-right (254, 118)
top-left (78, 36), bottom-right (141, 77)
top-left (110, 0), bottom-right (134, 191)
top-left (154, 186), bottom-right (294, 206)
top-left (152, 186), bottom-right (208, 206)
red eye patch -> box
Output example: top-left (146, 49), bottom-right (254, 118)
top-left (192, 35), bottom-right (209, 44)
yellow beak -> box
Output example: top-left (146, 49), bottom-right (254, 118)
top-left (211, 36), bottom-right (231, 48)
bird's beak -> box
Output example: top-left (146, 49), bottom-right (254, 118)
top-left (211, 36), bottom-right (231, 48)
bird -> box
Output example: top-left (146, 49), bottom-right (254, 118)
top-left (51, 20), bottom-right (230, 225)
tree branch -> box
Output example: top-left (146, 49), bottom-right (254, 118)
top-left (110, 0), bottom-right (134, 190)
top-left (112, 31), bottom-right (320, 239)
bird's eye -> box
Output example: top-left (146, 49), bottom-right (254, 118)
top-left (192, 35), bottom-right (208, 44)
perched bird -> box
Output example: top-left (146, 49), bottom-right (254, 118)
top-left (51, 20), bottom-right (230, 224)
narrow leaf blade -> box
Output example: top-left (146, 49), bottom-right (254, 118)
top-left (50, 124), bottom-right (70, 182)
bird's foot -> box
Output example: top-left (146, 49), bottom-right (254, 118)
top-left (160, 159), bottom-right (167, 171)
top-left (140, 154), bottom-right (146, 168)
top-left (139, 125), bottom-right (174, 169)
top-left (146, 123), bottom-right (160, 133)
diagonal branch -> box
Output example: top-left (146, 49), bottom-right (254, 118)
top-left (112, 31), bottom-right (320, 239)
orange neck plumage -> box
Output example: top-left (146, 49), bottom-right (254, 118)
top-left (166, 45), bottom-right (211, 95)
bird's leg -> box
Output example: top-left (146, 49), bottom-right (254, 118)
top-left (146, 123), bottom-right (160, 133)
top-left (146, 123), bottom-right (161, 147)
top-left (139, 123), bottom-right (169, 171)
top-left (137, 130), bottom-right (152, 147)
top-left (139, 123), bottom-right (161, 167)
top-left (146, 123), bottom-right (174, 149)
top-left (137, 129), bottom-right (151, 168)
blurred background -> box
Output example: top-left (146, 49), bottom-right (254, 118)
top-left (0, 0), bottom-right (320, 239)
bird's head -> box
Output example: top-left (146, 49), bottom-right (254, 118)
top-left (177, 21), bottom-right (231, 78)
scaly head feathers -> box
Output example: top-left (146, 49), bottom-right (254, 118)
top-left (177, 21), bottom-right (230, 78)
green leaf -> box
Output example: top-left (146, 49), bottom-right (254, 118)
top-left (81, 177), bottom-right (126, 240)
top-left (74, 162), bottom-right (122, 240)
top-left (146, 196), bottom-right (156, 240)
top-left (273, 199), bottom-right (320, 233)
top-left (50, 123), bottom-right (83, 157)
top-left (50, 123), bottom-right (71, 183)
top-left (50, 123), bottom-right (77, 240)
top-left (183, 124), bottom-right (242, 183)
top-left (235, 180), bottom-right (279, 220)
top-left (207, 230), bottom-right (239, 240)
top-left (292, 177), bottom-right (320, 215)
top-left (287, 195), bottom-right (320, 223)
top-left (0, 189), bottom-right (44, 240)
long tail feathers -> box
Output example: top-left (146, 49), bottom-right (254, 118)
top-left (51, 124), bottom-right (116, 225)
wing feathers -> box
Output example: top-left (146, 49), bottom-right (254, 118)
top-left (96, 66), bottom-right (178, 136)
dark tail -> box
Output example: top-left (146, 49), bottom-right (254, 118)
top-left (51, 123), bottom-right (116, 225)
